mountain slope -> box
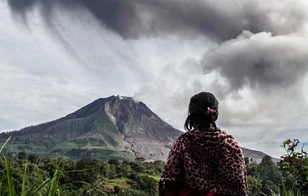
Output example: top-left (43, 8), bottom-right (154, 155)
top-left (0, 96), bottom-right (180, 161)
top-left (0, 95), bottom-right (276, 162)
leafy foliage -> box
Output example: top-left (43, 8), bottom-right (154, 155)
top-left (0, 148), bottom-right (162, 195)
top-left (280, 139), bottom-right (308, 195)
top-left (2, 137), bottom-right (308, 196)
top-left (246, 155), bottom-right (283, 195)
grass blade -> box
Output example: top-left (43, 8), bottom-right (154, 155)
top-left (0, 181), bottom-right (3, 196)
top-left (25, 169), bottom-right (49, 196)
top-left (3, 155), bottom-right (15, 196)
top-left (48, 169), bottom-right (59, 196)
top-left (27, 177), bottom-right (51, 196)
top-left (0, 136), bottom-right (11, 153)
top-left (21, 160), bottom-right (28, 196)
top-left (282, 179), bottom-right (289, 196)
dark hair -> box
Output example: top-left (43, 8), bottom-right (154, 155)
top-left (184, 92), bottom-right (219, 131)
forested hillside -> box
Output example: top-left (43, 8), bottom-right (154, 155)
top-left (0, 152), bottom-right (287, 196)
top-left (0, 145), bottom-right (306, 196)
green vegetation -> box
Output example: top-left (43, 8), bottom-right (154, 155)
top-left (1, 138), bottom-right (161, 195)
top-left (246, 139), bottom-right (308, 196)
top-left (280, 139), bottom-right (308, 195)
top-left (246, 155), bottom-right (283, 195)
top-left (0, 155), bottom-right (161, 195)
top-left (1, 138), bottom-right (307, 196)
top-left (0, 108), bottom-right (125, 161)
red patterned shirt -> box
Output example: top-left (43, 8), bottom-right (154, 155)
top-left (159, 128), bottom-right (248, 196)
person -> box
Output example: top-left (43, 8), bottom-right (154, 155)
top-left (159, 92), bottom-right (248, 196)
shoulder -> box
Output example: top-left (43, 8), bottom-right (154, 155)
top-left (215, 128), bottom-right (233, 139)
top-left (203, 128), bottom-right (242, 154)
top-left (218, 130), bottom-right (242, 154)
top-left (178, 128), bottom-right (234, 143)
top-left (171, 130), bottom-right (200, 150)
top-left (173, 132), bottom-right (190, 146)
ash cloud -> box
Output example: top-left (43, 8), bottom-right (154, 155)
top-left (202, 31), bottom-right (308, 93)
top-left (7, 0), bottom-right (308, 41)
top-left (8, 0), bottom-right (308, 95)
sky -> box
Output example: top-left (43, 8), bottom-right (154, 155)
top-left (1, 0), bottom-right (308, 158)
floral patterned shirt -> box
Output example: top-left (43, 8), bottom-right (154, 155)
top-left (159, 128), bottom-right (248, 196)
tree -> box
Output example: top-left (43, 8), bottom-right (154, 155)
top-left (259, 155), bottom-right (282, 195)
top-left (108, 159), bottom-right (120, 166)
top-left (17, 152), bottom-right (27, 160)
top-left (114, 185), bottom-right (120, 193)
top-left (75, 159), bottom-right (101, 183)
top-left (101, 161), bottom-right (111, 179)
top-left (280, 139), bottom-right (308, 195)
top-left (28, 154), bottom-right (40, 163)
top-left (246, 160), bottom-right (260, 178)
top-left (135, 175), bottom-right (158, 196)
top-left (247, 175), bottom-right (262, 196)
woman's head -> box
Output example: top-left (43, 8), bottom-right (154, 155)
top-left (184, 92), bottom-right (219, 131)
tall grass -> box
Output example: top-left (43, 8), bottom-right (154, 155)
top-left (0, 137), bottom-right (109, 196)
top-left (0, 136), bottom-right (14, 196)
top-left (2, 154), bottom-right (14, 195)
top-left (0, 137), bottom-right (63, 196)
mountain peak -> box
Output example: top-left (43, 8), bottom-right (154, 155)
top-left (0, 95), bottom-right (181, 161)
top-left (0, 95), bottom-right (276, 163)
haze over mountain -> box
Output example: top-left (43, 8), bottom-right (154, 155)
top-left (0, 96), bottom-right (276, 163)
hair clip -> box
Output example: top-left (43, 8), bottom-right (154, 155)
top-left (206, 107), bottom-right (216, 115)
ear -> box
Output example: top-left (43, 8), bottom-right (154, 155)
top-left (212, 113), bottom-right (218, 121)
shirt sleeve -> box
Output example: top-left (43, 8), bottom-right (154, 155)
top-left (217, 136), bottom-right (248, 196)
top-left (159, 136), bottom-right (185, 195)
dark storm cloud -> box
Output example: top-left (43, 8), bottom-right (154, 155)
top-left (7, 0), bottom-right (308, 93)
top-left (8, 0), bottom-right (37, 12)
top-left (201, 31), bottom-right (308, 92)
top-left (8, 0), bottom-right (140, 39)
top-left (7, 0), bottom-right (307, 41)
